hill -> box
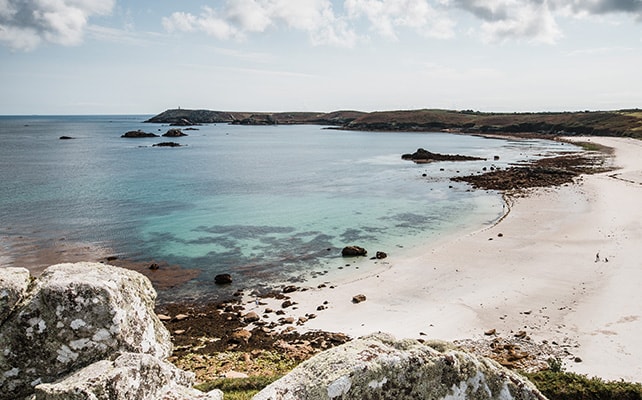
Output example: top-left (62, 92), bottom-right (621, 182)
top-left (146, 108), bottom-right (642, 137)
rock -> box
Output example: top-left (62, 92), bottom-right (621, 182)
top-left (352, 294), bottom-right (367, 304)
top-left (282, 300), bottom-right (295, 308)
top-left (230, 329), bottom-right (252, 343)
top-left (0, 262), bottom-right (171, 399)
top-left (162, 128), bottom-right (188, 137)
top-left (120, 130), bottom-right (159, 138)
top-left (0, 267), bottom-right (31, 324)
top-left (214, 273), bottom-right (232, 285)
top-left (153, 141), bottom-right (183, 147)
top-left (32, 352), bottom-right (222, 400)
top-left (484, 329), bottom-right (497, 336)
top-left (402, 148), bottom-right (486, 163)
top-left (341, 246), bottom-right (367, 257)
top-left (224, 370), bottom-right (249, 379)
top-left (283, 285), bottom-right (298, 293)
top-left (244, 311), bottom-right (260, 323)
top-left (253, 333), bottom-right (546, 400)
top-left (375, 251), bottom-right (387, 259)
top-left (174, 314), bottom-right (189, 321)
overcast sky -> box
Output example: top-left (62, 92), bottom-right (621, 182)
top-left (1, 0), bottom-right (641, 115)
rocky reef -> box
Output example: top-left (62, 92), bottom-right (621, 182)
top-left (402, 148), bottom-right (486, 163)
top-left (0, 263), bottom-right (221, 400)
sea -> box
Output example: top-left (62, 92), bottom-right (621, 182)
top-left (0, 115), bottom-right (578, 301)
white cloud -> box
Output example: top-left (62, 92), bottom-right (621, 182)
top-left (344, 0), bottom-right (455, 39)
top-left (162, 0), bottom-right (357, 46)
top-left (0, 0), bottom-right (115, 51)
top-left (161, 0), bottom-right (642, 46)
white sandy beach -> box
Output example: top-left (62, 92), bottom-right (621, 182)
top-left (247, 136), bottom-right (642, 382)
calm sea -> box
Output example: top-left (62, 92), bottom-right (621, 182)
top-left (0, 115), bottom-right (576, 300)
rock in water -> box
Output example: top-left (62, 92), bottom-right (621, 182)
top-left (0, 262), bottom-right (172, 399)
top-left (32, 352), bottom-right (222, 400)
top-left (253, 332), bottom-right (547, 400)
top-left (214, 273), bottom-right (233, 285)
top-left (341, 246), bottom-right (367, 257)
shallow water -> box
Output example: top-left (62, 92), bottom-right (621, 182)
top-left (0, 115), bottom-right (577, 300)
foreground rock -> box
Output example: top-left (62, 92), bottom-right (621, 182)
top-left (33, 352), bottom-right (220, 400)
top-left (0, 267), bottom-right (31, 322)
top-left (253, 332), bottom-right (546, 400)
top-left (0, 262), bottom-right (219, 400)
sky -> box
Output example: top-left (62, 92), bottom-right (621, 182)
top-left (1, 0), bottom-right (641, 115)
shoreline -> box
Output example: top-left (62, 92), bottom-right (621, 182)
top-left (236, 136), bottom-right (642, 382)
top-left (3, 135), bottom-right (641, 383)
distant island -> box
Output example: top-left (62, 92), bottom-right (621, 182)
top-left (146, 108), bottom-right (642, 138)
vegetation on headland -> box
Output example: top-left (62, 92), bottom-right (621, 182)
top-left (146, 108), bottom-right (642, 138)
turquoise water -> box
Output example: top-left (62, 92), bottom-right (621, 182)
top-left (0, 115), bottom-right (577, 300)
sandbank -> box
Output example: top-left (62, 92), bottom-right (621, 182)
top-left (246, 136), bottom-right (642, 382)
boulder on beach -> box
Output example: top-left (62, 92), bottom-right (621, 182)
top-left (341, 245), bottom-right (367, 257)
top-left (0, 262), bottom-right (218, 400)
top-left (253, 332), bottom-right (546, 400)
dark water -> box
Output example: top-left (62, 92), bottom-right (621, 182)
top-left (0, 115), bottom-right (577, 299)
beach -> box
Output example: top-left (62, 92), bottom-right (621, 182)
top-left (244, 136), bottom-right (642, 382)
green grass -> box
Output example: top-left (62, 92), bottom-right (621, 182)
top-left (525, 370), bottom-right (642, 400)
top-left (195, 375), bottom-right (282, 400)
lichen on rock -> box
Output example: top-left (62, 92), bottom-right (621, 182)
top-left (253, 332), bottom-right (547, 400)
top-left (0, 262), bottom-right (172, 399)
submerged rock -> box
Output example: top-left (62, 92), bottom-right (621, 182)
top-left (253, 332), bottom-right (547, 400)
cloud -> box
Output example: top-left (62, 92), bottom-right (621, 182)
top-left (0, 0), bottom-right (115, 51)
top-left (163, 0), bottom-right (358, 47)
top-left (163, 0), bottom-right (642, 46)
top-left (344, 0), bottom-right (455, 39)
top-left (554, 0), bottom-right (642, 19)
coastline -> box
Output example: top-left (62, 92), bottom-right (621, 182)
top-left (240, 136), bottom-right (642, 382)
top-left (3, 134), bottom-right (641, 383)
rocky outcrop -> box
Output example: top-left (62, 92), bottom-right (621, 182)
top-left (0, 263), bottom-right (220, 400)
top-left (253, 332), bottom-right (547, 400)
top-left (163, 129), bottom-right (188, 137)
top-left (402, 148), bottom-right (486, 163)
top-left (121, 130), bottom-right (159, 138)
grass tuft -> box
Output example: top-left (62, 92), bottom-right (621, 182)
top-left (195, 375), bottom-right (282, 400)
